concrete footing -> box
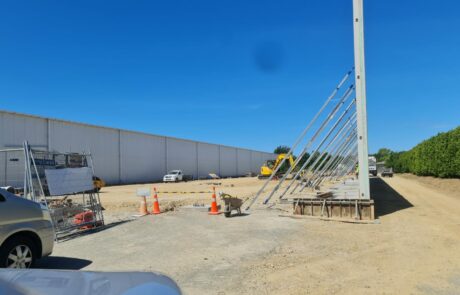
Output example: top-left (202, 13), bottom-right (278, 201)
top-left (293, 198), bottom-right (375, 221)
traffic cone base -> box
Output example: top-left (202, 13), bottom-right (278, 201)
top-left (139, 196), bottom-right (149, 216)
top-left (209, 187), bottom-right (221, 215)
top-left (152, 187), bottom-right (161, 214)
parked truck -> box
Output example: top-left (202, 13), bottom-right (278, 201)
top-left (368, 156), bottom-right (377, 176)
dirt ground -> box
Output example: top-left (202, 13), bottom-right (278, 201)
top-left (98, 177), bottom-right (276, 211)
top-left (37, 175), bottom-right (460, 294)
top-left (397, 173), bottom-right (460, 198)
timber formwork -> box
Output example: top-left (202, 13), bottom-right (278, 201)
top-left (293, 198), bottom-right (374, 221)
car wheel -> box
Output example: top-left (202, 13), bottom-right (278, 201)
top-left (0, 236), bottom-right (37, 269)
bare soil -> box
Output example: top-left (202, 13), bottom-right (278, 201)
top-left (397, 173), bottom-right (460, 198)
top-left (40, 175), bottom-right (460, 294)
top-left (99, 177), bottom-right (277, 213)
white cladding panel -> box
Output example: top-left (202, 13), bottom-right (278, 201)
top-left (0, 112), bottom-right (48, 149)
top-left (120, 132), bottom-right (166, 183)
top-left (166, 138), bottom-right (197, 177)
top-left (219, 146), bottom-right (237, 177)
top-left (48, 121), bottom-right (120, 184)
top-left (251, 151), bottom-right (264, 173)
top-left (0, 152), bottom-right (6, 186)
top-left (237, 149), bottom-right (252, 175)
top-left (197, 143), bottom-right (219, 178)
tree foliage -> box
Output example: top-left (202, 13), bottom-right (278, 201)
top-left (382, 127), bottom-right (460, 178)
top-left (273, 145), bottom-right (291, 154)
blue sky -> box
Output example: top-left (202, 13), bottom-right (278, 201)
top-left (0, 0), bottom-right (459, 153)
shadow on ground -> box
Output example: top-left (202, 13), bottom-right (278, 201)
top-left (371, 177), bottom-right (413, 217)
top-left (57, 219), bottom-right (134, 243)
top-left (35, 256), bottom-right (92, 270)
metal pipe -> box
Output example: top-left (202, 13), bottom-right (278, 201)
top-left (293, 127), bottom-right (357, 194)
top-left (309, 139), bottom-right (358, 190)
top-left (301, 132), bottom-right (358, 192)
top-left (261, 85), bottom-right (355, 205)
top-left (278, 112), bottom-right (357, 199)
top-left (245, 69), bottom-right (354, 210)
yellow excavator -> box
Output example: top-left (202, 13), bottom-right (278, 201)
top-left (259, 153), bottom-right (295, 179)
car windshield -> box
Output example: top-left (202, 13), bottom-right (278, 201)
top-left (169, 171), bottom-right (179, 174)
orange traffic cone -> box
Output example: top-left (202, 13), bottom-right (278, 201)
top-left (209, 187), bottom-right (221, 215)
top-left (152, 187), bottom-right (161, 215)
top-left (139, 195), bottom-right (149, 216)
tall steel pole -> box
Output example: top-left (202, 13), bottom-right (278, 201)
top-left (353, 0), bottom-right (370, 199)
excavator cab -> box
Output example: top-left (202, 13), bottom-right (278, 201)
top-left (259, 153), bottom-right (295, 179)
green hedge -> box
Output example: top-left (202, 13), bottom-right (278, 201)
top-left (385, 127), bottom-right (460, 178)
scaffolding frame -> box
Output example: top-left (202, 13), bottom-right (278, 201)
top-left (0, 142), bottom-right (105, 240)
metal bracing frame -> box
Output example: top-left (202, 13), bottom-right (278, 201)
top-left (353, 0), bottom-right (370, 199)
top-left (330, 152), bottom-right (358, 180)
top-left (305, 134), bottom-right (358, 191)
top-left (246, 0), bottom-right (370, 209)
top-left (298, 130), bottom-right (358, 192)
top-left (290, 124), bottom-right (357, 194)
top-left (268, 98), bottom-right (355, 202)
top-left (260, 86), bottom-right (355, 205)
top-left (311, 144), bottom-right (358, 189)
top-left (278, 112), bottom-right (357, 199)
top-left (245, 69), bottom-right (354, 210)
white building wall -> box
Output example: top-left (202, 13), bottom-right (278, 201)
top-left (251, 151), bottom-right (264, 174)
top-left (0, 111), bottom-right (275, 185)
top-left (0, 112), bottom-right (48, 149)
top-left (120, 132), bottom-right (166, 183)
top-left (219, 146), bottom-right (237, 177)
top-left (237, 149), bottom-right (252, 175)
top-left (48, 121), bottom-right (120, 184)
top-left (197, 143), bottom-right (219, 179)
top-left (166, 138), bottom-right (197, 177)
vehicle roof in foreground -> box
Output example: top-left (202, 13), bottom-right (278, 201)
top-left (0, 269), bottom-right (181, 295)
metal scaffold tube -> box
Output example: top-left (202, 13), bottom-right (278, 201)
top-left (245, 69), bottom-right (354, 210)
top-left (317, 148), bottom-right (358, 186)
top-left (306, 137), bottom-right (358, 191)
top-left (288, 119), bottom-right (357, 195)
top-left (277, 111), bottom-right (357, 199)
top-left (298, 129), bottom-right (358, 192)
top-left (261, 85), bottom-right (355, 205)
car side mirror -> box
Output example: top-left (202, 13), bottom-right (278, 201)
top-left (0, 194), bottom-right (5, 202)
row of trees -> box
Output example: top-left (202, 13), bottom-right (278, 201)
top-left (374, 127), bottom-right (460, 178)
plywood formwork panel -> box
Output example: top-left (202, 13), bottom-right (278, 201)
top-left (48, 121), bottom-right (120, 184)
top-left (219, 146), bottom-right (237, 177)
top-left (120, 132), bottom-right (166, 183)
top-left (197, 143), bottom-right (219, 179)
top-left (166, 138), bottom-right (197, 177)
top-left (237, 149), bottom-right (252, 175)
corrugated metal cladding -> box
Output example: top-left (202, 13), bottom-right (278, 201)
top-left (0, 111), bottom-right (276, 185)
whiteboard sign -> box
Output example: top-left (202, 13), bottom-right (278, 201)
top-left (45, 167), bottom-right (94, 196)
top-left (136, 187), bottom-right (151, 197)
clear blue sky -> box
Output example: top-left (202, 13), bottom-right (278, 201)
top-left (1, 0), bottom-right (459, 153)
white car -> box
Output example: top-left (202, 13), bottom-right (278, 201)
top-left (163, 170), bottom-right (183, 182)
